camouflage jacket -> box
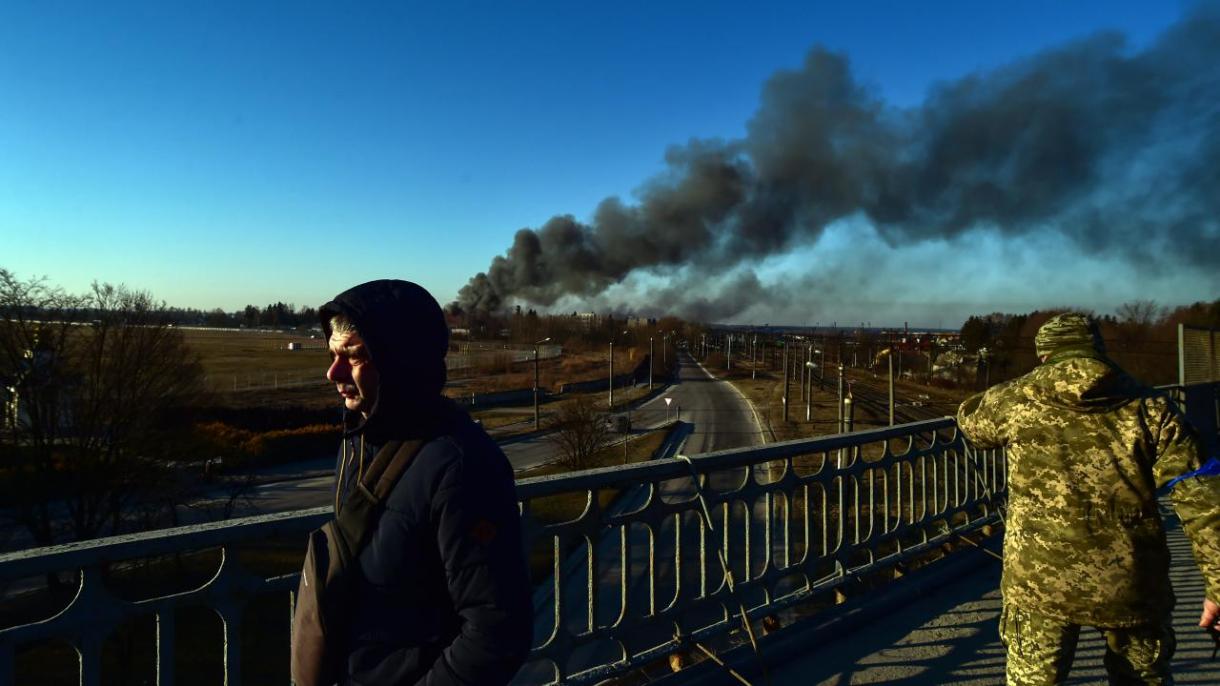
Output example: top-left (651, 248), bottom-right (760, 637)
top-left (957, 352), bottom-right (1220, 627)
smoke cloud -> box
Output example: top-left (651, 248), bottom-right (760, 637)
top-left (457, 9), bottom-right (1220, 319)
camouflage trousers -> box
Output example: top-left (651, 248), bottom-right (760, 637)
top-left (999, 603), bottom-right (1176, 685)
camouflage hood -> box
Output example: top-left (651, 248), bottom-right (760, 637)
top-left (1028, 352), bottom-right (1143, 415)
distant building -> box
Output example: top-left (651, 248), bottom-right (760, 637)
top-left (574, 312), bottom-right (599, 330)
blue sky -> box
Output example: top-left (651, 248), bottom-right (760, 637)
top-left (1, 1), bottom-right (1211, 326)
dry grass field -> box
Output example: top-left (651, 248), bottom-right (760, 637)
top-left (182, 329), bottom-right (329, 392)
top-left (184, 328), bottom-right (664, 412)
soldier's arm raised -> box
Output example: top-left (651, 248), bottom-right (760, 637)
top-left (956, 388), bottom-right (1008, 449)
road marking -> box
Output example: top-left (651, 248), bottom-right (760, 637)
top-left (692, 357), bottom-right (770, 445)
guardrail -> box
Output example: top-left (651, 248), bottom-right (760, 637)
top-left (515, 417), bottom-right (1003, 683)
top-left (0, 417), bottom-right (1004, 685)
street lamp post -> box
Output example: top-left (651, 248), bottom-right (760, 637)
top-left (609, 340), bottom-right (614, 409)
top-left (804, 360), bottom-right (815, 422)
top-left (533, 337), bottom-right (550, 430)
top-left (609, 329), bottom-right (627, 409)
top-left (782, 340), bottom-right (790, 422)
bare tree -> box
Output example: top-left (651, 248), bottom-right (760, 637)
top-left (0, 270), bottom-right (205, 550)
top-left (1117, 300), bottom-right (1165, 328)
top-left (547, 395), bottom-right (610, 471)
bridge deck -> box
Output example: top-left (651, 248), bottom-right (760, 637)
top-left (763, 506), bottom-right (1219, 685)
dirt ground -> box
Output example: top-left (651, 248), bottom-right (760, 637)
top-left (704, 356), bottom-right (972, 442)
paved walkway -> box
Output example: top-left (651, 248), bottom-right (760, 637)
top-left (767, 505), bottom-right (1218, 685)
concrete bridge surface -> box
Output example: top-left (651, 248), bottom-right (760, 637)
top-left (669, 504), bottom-right (1218, 685)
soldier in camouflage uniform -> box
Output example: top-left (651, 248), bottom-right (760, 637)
top-left (957, 313), bottom-right (1220, 685)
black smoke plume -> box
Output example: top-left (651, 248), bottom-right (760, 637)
top-left (458, 9), bottom-right (1220, 318)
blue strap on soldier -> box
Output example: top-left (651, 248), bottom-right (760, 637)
top-left (1162, 456), bottom-right (1220, 491)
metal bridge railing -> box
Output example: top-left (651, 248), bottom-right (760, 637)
top-left (515, 417), bottom-right (1004, 684)
top-left (0, 418), bottom-right (1006, 685)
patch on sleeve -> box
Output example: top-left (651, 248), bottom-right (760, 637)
top-left (470, 519), bottom-right (498, 545)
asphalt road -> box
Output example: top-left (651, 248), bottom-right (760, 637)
top-left (521, 352), bottom-right (768, 682)
top-left (233, 350), bottom-right (767, 515)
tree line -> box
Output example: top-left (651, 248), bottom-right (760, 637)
top-left (161, 302), bottom-right (320, 329)
top-left (958, 298), bottom-right (1220, 386)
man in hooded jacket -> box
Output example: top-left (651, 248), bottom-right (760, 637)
top-left (319, 279), bottom-right (533, 685)
top-left (957, 312), bottom-right (1220, 685)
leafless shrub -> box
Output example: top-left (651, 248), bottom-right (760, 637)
top-left (547, 395), bottom-right (609, 471)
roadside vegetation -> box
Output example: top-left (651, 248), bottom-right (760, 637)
top-left (0, 271), bottom-right (207, 551)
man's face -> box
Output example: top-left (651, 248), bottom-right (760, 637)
top-left (327, 329), bottom-right (379, 416)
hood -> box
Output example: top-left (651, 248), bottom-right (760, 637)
top-left (1028, 351), bottom-right (1143, 414)
top-left (319, 280), bottom-right (450, 441)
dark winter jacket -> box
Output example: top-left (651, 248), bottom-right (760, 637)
top-left (320, 281), bottom-right (533, 686)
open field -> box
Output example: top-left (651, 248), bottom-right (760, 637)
top-left (183, 327), bottom-right (661, 401)
top-left (182, 328), bottom-right (329, 392)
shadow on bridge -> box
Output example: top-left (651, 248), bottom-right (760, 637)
top-left (670, 505), bottom-right (1219, 686)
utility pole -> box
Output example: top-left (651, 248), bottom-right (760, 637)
top-left (609, 340), bottom-right (615, 409)
top-left (928, 337), bottom-right (935, 385)
top-left (820, 344), bottom-right (827, 386)
top-left (782, 340), bottom-right (790, 422)
top-left (799, 344), bottom-right (805, 403)
top-left (844, 386), bottom-right (855, 433)
top-left (533, 337), bottom-right (550, 430)
top-left (888, 350), bottom-right (895, 426)
top-left (805, 356), bottom-right (813, 423)
top-left (752, 335), bottom-right (758, 380)
top-left (727, 335), bottom-right (732, 370)
top-left (837, 363), bottom-right (845, 432)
